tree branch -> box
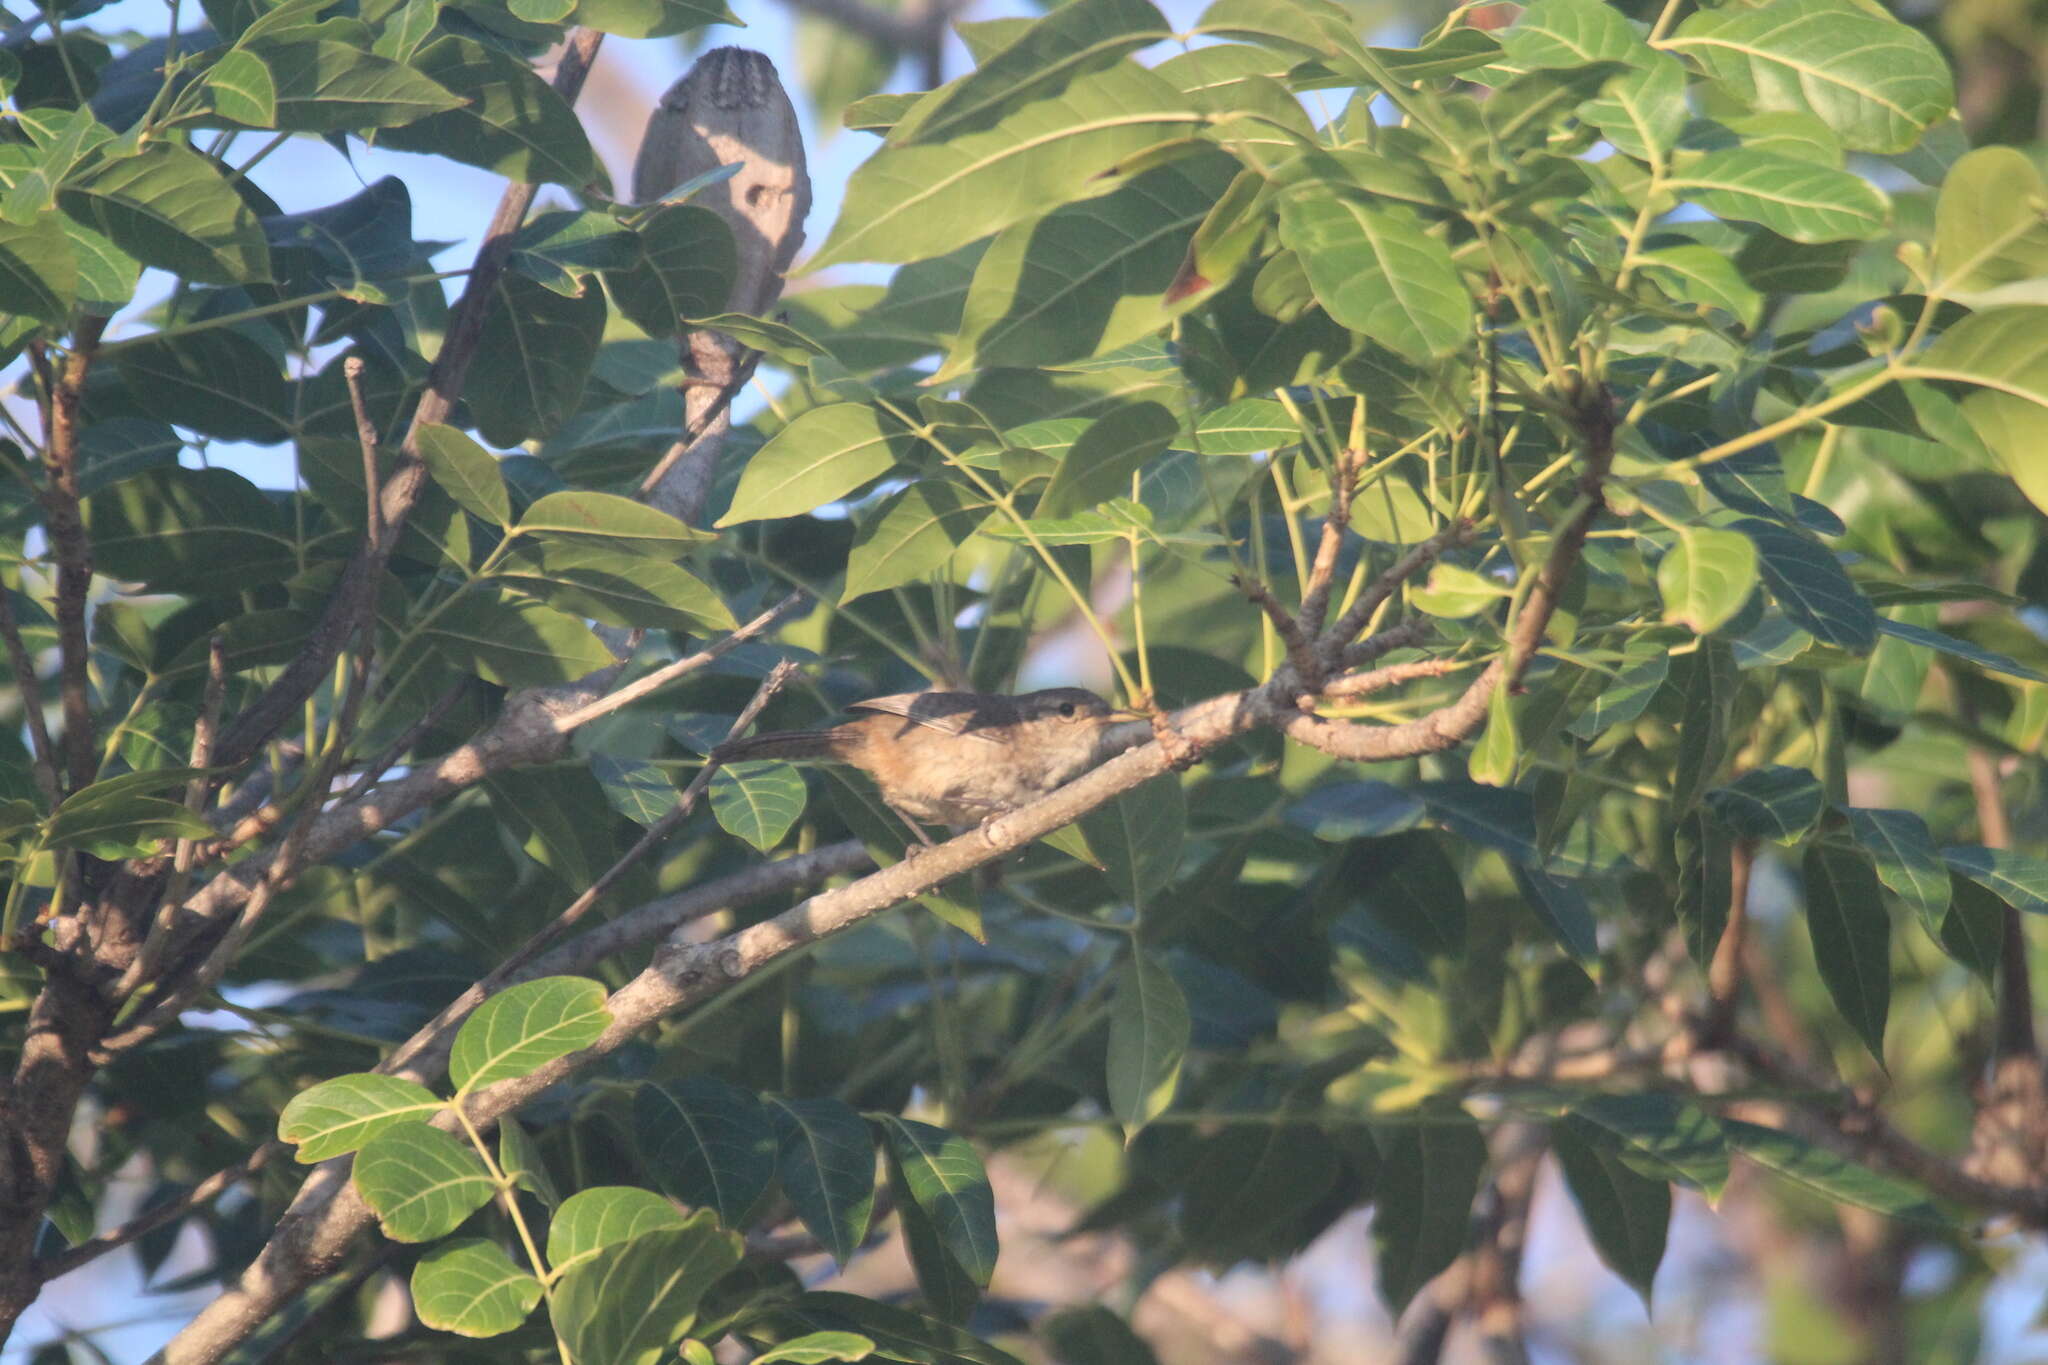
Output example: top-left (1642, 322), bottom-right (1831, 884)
top-left (208, 28), bottom-right (607, 772)
top-left (36, 314), bottom-right (107, 794)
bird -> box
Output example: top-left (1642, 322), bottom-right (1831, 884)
top-left (710, 687), bottom-right (1152, 844)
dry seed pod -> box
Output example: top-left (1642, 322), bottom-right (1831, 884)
top-left (631, 47), bottom-right (812, 524)
top-left (633, 46), bottom-right (811, 318)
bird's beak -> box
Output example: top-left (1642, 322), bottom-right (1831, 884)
top-left (1108, 706), bottom-right (1146, 721)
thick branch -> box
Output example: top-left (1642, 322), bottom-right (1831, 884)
top-left (38, 314), bottom-right (107, 793)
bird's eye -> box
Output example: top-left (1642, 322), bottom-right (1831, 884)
top-left (1058, 701), bottom-right (1077, 718)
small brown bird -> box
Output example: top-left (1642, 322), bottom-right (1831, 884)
top-left (711, 688), bottom-right (1150, 841)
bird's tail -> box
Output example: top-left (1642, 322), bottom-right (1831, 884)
top-left (710, 729), bottom-right (851, 766)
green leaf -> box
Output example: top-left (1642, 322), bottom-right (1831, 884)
top-left (44, 792), bottom-right (212, 859)
top-left (1513, 866), bottom-right (1598, 962)
top-left (1370, 1121), bottom-right (1485, 1314)
top-left (1553, 1127), bottom-right (1669, 1307)
top-left (410, 1239), bottom-right (542, 1338)
top-left (753, 1333), bottom-right (878, 1364)
top-left (1846, 808), bottom-right (1950, 932)
top-left (844, 92), bottom-right (921, 134)
top-left (896, 0), bottom-right (1170, 145)
top-left (610, 203), bottom-right (734, 338)
top-left (495, 539), bottom-right (735, 632)
top-left (1641, 243), bottom-right (1764, 329)
top-left (807, 61), bottom-right (1200, 270)
top-left (842, 479), bottom-right (989, 602)
top-left (1177, 1123), bottom-right (1341, 1264)
top-left (1502, 0), bottom-right (1640, 68)
top-left (1733, 518), bottom-right (1878, 652)
top-left (0, 216), bottom-right (77, 324)
top-left (1872, 617), bottom-right (2047, 685)
top-left (718, 403), bottom-right (918, 526)
top-left (203, 40), bottom-right (464, 132)
top-left (1913, 307), bottom-right (2048, 520)
top-left (1664, 0), bottom-right (1953, 154)
top-left (553, 1216), bottom-right (746, 1365)
top-left (1410, 563), bottom-right (1511, 619)
top-left (376, 35), bottom-right (597, 186)
top-left (1932, 146), bottom-right (2048, 293)
top-left (1194, 398), bottom-right (1295, 454)
top-left (767, 1096), bottom-right (877, 1267)
top-left (1803, 842), bottom-right (1890, 1065)
top-left (353, 1123), bottom-right (495, 1243)
top-left (572, 0), bottom-right (737, 39)
top-left (753, 1293), bottom-right (1027, 1365)
top-left (1673, 810), bottom-right (1731, 970)
top-left (633, 1076), bottom-right (777, 1228)
top-left (1040, 1309), bottom-right (1155, 1365)
top-left (1941, 845), bottom-right (2048, 916)
top-left (942, 151), bottom-right (1235, 379)
top-left (1565, 1093), bottom-right (1730, 1200)
top-left (1285, 781), bottom-right (1425, 842)
top-left (415, 423), bottom-right (511, 527)
top-left (1038, 400), bottom-right (1179, 519)
top-left (1106, 950), bottom-right (1189, 1140)
top-left (498, 1117), bottom-right (558, 1208)
top-left (514, 489), bottom-right (714, 555)
top-left (1703, 766), bottom-right (1822, 843)
top-left (1658, 526), bottom-right (1758, 634)
top-left (1357, 830), bottom-right (1467, 960)
top-left (590, 754), bottom-right (679, 825)
top-left (113, 329), bottom-right (291, 443)
top-left (709, 760), bottom-right (807, 852)
top-left (58, 144), bottom-right (271, 285)
top-left (546, 1186), bottom-right (691, 1277)
top-left (1582, 52), bottom-right (1688, 163)
top-left (1567, 647), bottom-right (1669, 739)
top-left (1276, 189), bottom-right (1468, 362)
top-left (449, 976), bottom-right (611, 1095)
top-left (1671, 150), bottom-right (1887, 244)
top-left (1078, 773), bottom-right (1185, 912)
top-left (422, 587), bottom-right (618, 688)
top-left (4, 108), bottom-right (114, 226)
top-left (1468, 683), bottom-right (1519, 787)
top-left (469, 270), bottom-right (605, 446)
top-left (1722, 1119), bottom-right (1943, 1222)
top-left (508, 209), bottom-right (639, 295)
top-left (874, 1117), bottom-right (998, 1286)
top-left (1938, 872), bottom-right (2004, 983)
top-left (277, 1074), bottom-right (443, 1162)
top-left (684, 311), bottom-right (828, 364)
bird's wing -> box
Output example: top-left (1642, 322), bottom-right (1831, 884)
top-left (848, 691), bottom-right (1013, 743)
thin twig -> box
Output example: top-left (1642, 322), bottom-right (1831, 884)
top-left (0, 584), bottom-right (58, 803)
top-left (551, 592), bottom-right (804, 733)
top-left (343, 356), bottom-right (384, 554)
top-left (635, 347), bottom-right (761, 503)
top-left (1297, 446), bottom-right (1360, 640)
top-left (374, 663), bottom-right (798, 1088)
top-left (1322, 656), bottom-right (1467, 698)
top-left (36, 1145), bottom-right (278, 1281)
top-left (121, 637), bottom-right (228, 998)
top-left (469, 659), bottom-right (798, 990)
top-left (1234, 574), bottom-right (1320, 687)
top-left (1319, 520), bottom-right (1474, 668)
